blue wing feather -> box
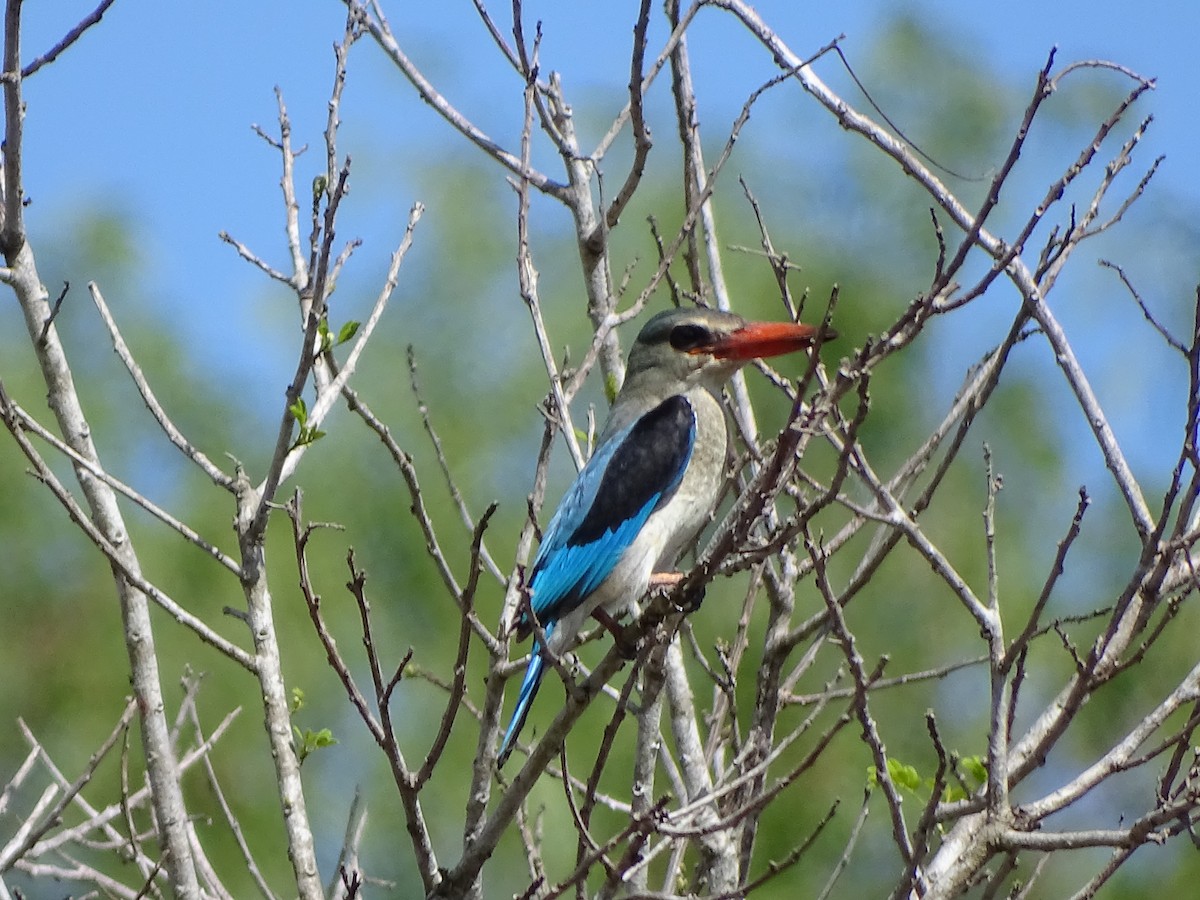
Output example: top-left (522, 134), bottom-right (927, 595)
top-left (525, 435), bottom-right (628, 617)
top-left (521, 395), bottom-right (697, 628)
top-left (500, 395), bottom-right (696, 764)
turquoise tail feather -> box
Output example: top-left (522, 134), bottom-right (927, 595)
top-left (498, 634), bottom-right (550, 766)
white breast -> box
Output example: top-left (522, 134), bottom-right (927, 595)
top-left (546, 387), bottom-right (727, 655)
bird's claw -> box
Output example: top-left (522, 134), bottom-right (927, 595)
top-left (650, 570), bottom-right (705, 613)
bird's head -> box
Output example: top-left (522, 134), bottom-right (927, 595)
top-left (623, 306), bottom-right (832, 394)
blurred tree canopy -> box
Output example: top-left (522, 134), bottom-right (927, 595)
top-left (1, 5), bottom-right (1197, 899)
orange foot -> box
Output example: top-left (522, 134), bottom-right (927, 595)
top-left (648, 571), bottom-right (685, 589)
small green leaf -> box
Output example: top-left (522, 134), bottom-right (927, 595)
top-left (962, 755), bottom-right (989, 785)
top-left (604, 372), bottom-right (620, 405)
top-left (336, 320), bottom-right (360, 345)
top-left (887, 757), bottom-right (923, 792)
top-left (317, 318), bottom-right (334, 353)
top-left (312, 175), bottom-right (328, 200)
top-left (308, 727), bottom-right (337, 749)
top-left (942, 784), bottom-right (969, 803)
top-left (290, 425), bottom-right (326, 451)
top-left (290, 687), bottom-right (306, 713)
top-left (287, 398), bottom-right (328, 451)
top-left (293, 725), bottom-right (338, 765)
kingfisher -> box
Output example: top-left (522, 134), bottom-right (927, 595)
top-left (498, 306), bottom-right (829, 765)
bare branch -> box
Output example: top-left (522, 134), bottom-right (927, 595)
top-left (348, 0), bottom-right (567, 199)
top-left (1099, 259), bottom-right (1189, 354)
top-left (89, 282), bottom-right (236, 489)
top-left (0, 382), bottom-right (255, 669)
top-left (19, 0), bottom-right (118, 78)
top-left (0, 701), bottom-right (134, 873)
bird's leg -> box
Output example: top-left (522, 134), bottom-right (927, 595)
top-left (649, 570), bottom-right (706, 613)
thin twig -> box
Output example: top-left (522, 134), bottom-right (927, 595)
top-left (20, 0), bottom-right (117, 78)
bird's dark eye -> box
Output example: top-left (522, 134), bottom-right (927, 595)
top-left (669, 323), bottom-right (712, 352)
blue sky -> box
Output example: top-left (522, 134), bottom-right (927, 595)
top-left (12, 1), bottom-right (1198, 485)
top-left (23, 1), bottom-right (1197, 288)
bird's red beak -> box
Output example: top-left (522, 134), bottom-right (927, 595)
top-left (705, 320), bottom-right (832, 361)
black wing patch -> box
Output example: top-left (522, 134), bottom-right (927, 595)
top-left (568, 395), bottom-right (696, 548)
